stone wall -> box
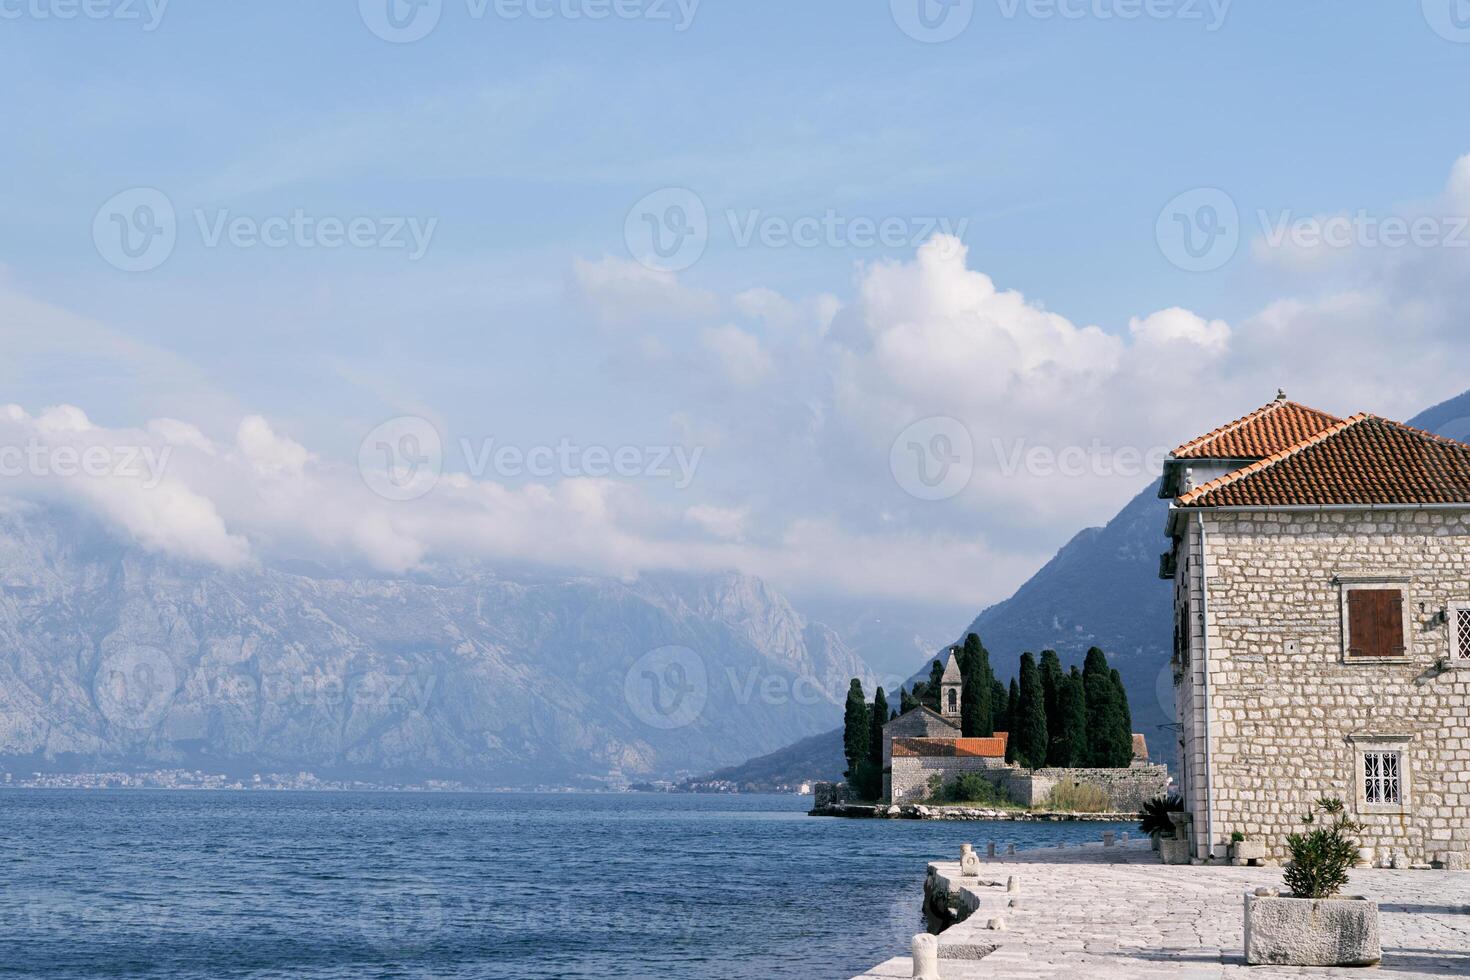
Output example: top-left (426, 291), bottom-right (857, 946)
top-left (999, 764), bottom-right (1170, 811)
top-left (889, 755), bottom-right (1008, 803)
top-left (890, 756), bottom-right (1167, 809)
top-left (1175, 509), bottom-right (1470, 864)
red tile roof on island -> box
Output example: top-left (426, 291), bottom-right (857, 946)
top-left (890, 735), bottom-right (1009, 759)
top-left (1176, 414), bottom-right (1470, 508)
top-left (1171, 391), bottom-right (1342, 460)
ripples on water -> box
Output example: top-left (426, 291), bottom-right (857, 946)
top-left (0, 790), bottom-right (1131, 979)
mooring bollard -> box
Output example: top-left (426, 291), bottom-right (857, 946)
top-left (1006, 875), bottom-right (1019, 894)
top-left (987, 841), bottom-right (996, 859)
top-left (912, 933), bottom-right (939, 980)
top-left (1056, 841), bottom-right (1065, 849)
top-left (987, 916), bottom-right (1007, 931)
top-left (1006, 843), bottom-right (1016, 855)
top-left (1103, 831), bottom-right (1115, 847)
top-left (1122, 831), bottom-right (1129, 842)
top-left (959, 843), bottom-right (981, 877)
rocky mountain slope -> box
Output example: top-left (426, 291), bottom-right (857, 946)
top-left (0, 504), bottom-right (869, 786)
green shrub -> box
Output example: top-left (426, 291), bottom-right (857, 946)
top-left (925, 772), bottom-right (1013, 807)
top-left (1231, 831), bottom-right (1246, 844)
top-left (1284, 797), bottom-right (1362, 899)
top-left (1042, 781), bottom-right (1110, 813)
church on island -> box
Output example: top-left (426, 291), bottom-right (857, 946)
top-left (1162, 393), bottom-right (1470, 867)
top-left (880, 647), bottom-right (1164, 810)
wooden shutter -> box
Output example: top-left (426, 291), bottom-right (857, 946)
top-left (1348, 589), bottom-right (1405, 658)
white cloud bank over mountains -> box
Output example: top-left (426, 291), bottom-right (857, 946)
top-left (8, 156), bottom-right (1470, 609)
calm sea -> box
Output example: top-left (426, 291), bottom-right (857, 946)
top-left (0, 790), bottom-right (1131, 979)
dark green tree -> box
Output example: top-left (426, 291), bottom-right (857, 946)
top-left (868, 687), bottom-right (888, 771)
top-left (1056, 666), bottom-right (1089, 767)
top-left (1083, 648), bottom-right (1125, 767)
top-left (990, 678), bottom-right (1008, 735)
top-left (959, 633), bottom-right (994, 737)
top-left (924, 660), bottom-right (945, 711)
top-left (1039, 650), bottom-right (1066, 765)
top-left (842, 678), bottom-right (870, 785)
top-left (1110, 668), bottom-right (1135, 766)
top-left (1013, 652), bottom-right (1049, 769)
top-left (1003, 676), bottom-right (1021, 762)
top-left (899, 688), bottom-right (918, 714)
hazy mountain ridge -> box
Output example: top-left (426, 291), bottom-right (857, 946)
top-left (0, 504), bottom-right (869, 785)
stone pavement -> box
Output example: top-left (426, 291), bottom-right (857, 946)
top-left (851, 839), bottom-right (1470, 979)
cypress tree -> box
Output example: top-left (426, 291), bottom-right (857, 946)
top-left (868, 687), bottom-right (888, 770)
top-left (899, 688), bottom-right (917, 714)
top-left (1082, 648), bottom-right (1116, 767)
top-left (842, 679), bottom-right (870, 783)
top-left (1039, 650), bottom-right (1065, 765)
top-left (1057, 666), bottom-right (1088, 767)
top-left (959, 633), bottom-right (993, 737)
top-left (1003, 677), bottom-right (1021, 762)
top-left (924, 660), bottom-right (945, 711)
top-left (1110, 668), bottom-right (1134, 767)
top-left (1014, 652), bottom-right (1049, 770)
top-left (990, 678), bottom-right (1008, 735)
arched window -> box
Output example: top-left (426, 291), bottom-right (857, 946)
top-left (948, 689), bottom-right (958, 712)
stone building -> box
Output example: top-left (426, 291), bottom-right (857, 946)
top-left (1162, 394), bottom-right (1470, 865)
top-left (881, 648), bottom-right (1165, 807)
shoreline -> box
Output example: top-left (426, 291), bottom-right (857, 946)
top-left (810, 801), bottom-right (1138, 822)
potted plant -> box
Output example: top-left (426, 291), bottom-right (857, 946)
top-left (1244, 798), bottom-right (1382, 967)
top-left (1230, 830), bottom-right (1265, 866)
top-left (1138, 794), bottom-right (1183, 852)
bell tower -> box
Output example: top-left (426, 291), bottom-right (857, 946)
top-left (940, 647), bottom-right (963, 723)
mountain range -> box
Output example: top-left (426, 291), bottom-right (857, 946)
top-left (0, 503), bottom-right (869, 787)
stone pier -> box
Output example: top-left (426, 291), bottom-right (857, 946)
top-left (852, 839), bottom-right (1470, 979)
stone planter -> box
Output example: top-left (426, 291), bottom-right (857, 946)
top-left (1230, 840), bottom-right (1265, 866)
top-left (1158, 836), bottom-right (1192, 865)
top-left (1244, 892), bottom-right (1381, 967)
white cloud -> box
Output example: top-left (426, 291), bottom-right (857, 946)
top-left (236, 415), bottom-right (312, 476)
top-left (700, 324), bottom-right (773, 386)
top-left (571, 256), bottom-right (720, 326)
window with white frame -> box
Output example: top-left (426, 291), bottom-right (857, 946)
top-left (1451, 603), bottom-right (1470, 663)
top-left (1363, 750), bottom-right (1402, 806)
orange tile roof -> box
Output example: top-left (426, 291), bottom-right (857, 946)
top-left (1177, 414), bottom-right (1470, 508)
top-left (891, 734), bottom-right (1009, 759)
top-left (1172, 394), bottom-right (1342, 460)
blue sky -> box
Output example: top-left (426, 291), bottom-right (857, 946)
top-left (4, 2), bottom-right (1470, 643)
